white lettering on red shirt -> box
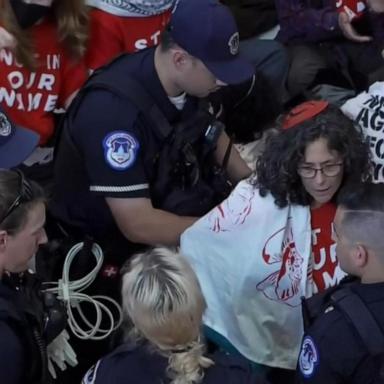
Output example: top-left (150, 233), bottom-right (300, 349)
top-left (0, 17), bottom-right (87, 144)
top-left (86, 8), bottom-right (171, 69)
top-left (310, 203), bottom-right (339, 293)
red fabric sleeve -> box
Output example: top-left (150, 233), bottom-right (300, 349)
top-left (85, 9), bottom-right (125, 70)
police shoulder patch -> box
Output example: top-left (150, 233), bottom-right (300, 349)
top-left (299, 335), bottom-right (319, 378)
top-left (0, 112), bottom-right (12, 137)
top-left (82, 360), bottom-right (101, 384)
top-left (103, 131), bottom-right (139, 170)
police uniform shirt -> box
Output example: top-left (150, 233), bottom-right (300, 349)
top-left (297, 281), bottom-right (384, 384)
top-left (0, 282), bottom-right (29, 384)
top-left (82, 342), bottom-right (261, 384)
top-left (52, 47), bottom-right (199, 236)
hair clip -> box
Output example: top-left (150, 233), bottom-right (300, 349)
top-left (170, 343), bottom-right (195, 354)
top-left (282, 100), bottom-right (329, 130)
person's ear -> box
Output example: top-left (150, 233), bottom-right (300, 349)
top-left (0, 230), bottom-right (8, 252)
top-left (353, 244), bottom-right (368, 268)
top-left (172, 49), bottom-right (189, 71)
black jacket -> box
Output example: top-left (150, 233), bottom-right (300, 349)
top-left (298, 278), bottom-right (384, 384)
top-left (0, 276), bottom-right (47, 384)
top-left (82, 342), bottom-right (266, 384)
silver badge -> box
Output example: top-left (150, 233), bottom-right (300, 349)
top-left (0, 113), bottom-right (12, 137)
top-left (299, 336), bottom-right (319, 378)
top-left (103, 131), bottom-right (139, 170)
top-left (228, 32), bottom-right (239, 55)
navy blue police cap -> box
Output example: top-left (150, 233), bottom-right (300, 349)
top-left (168, 0), bottom-right (254, 84)
top-left (0, 106), bottom-right (39, 168)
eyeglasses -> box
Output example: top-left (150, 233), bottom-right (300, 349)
top-left (0, 170), bottom-right (33, 225)
top-left (297, 163), bottom-right (343, 179)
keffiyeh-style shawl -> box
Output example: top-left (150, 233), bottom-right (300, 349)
top-left (181, 178), bottom-right (345, 369)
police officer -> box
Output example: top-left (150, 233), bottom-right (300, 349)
top-left (0, 169), bottom-right (49, 384)
top-left (0, 106), bottom-right (39, 169)
top-left (297, 182), bottom-right (384, 384)
top-left (82, 247), bottom-right (266, 384)
top-left (50, 0), bottom-right (253, 253)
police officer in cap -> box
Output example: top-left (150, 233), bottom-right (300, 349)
top-left (0, 106), bottom-right (39, 169)
top-left (298, 182), bottom-right (384, 384)
top-left (50, 0), bottom-right (253, 254)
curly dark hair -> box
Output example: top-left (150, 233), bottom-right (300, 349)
top-left (256, 103), bottom-right (372, 208)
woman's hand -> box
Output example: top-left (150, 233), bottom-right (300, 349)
top-left (338, 11), bottom-right (372, 42)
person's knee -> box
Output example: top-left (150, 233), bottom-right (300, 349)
top-left (286, 45), bottom-right (328, 96)
top-left (239, 38), bottom-right (288, 89)
top-left (264, 41), bottom-right (289, 89)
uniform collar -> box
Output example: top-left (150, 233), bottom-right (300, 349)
top-left (350, 280), bottom-right (384, 302)
top-left (0, 280), bottom-right (17, 297)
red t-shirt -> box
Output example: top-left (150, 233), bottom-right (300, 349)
top-left (0, 18), bottom-right (87, 145)
top-left (85, 9), bottom-right (171, 70)
top-left (336, 0), bottom-right (366, 20)
top-left (310, 202), bottom-right (338, 293)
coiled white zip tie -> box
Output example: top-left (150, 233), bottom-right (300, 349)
top-left (44, 242), bottom-right (123, 340)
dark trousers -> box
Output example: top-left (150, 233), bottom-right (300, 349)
top-left (240, 37), bottom-right (288, 94)
top-left (286, 41), bottom-right (384, 97)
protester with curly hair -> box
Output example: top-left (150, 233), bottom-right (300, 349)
top-left (181, 100), bottom-right (372, 383)
top-left (257, 101), bottom-right (370, 210)
top-left (82, 247), bottom-right (265, 384)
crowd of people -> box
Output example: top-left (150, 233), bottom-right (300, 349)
top-left (0, 0), bottom-right (384, 383)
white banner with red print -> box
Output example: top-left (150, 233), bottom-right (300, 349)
top-left (181, 178), bottom-right (316, 369)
